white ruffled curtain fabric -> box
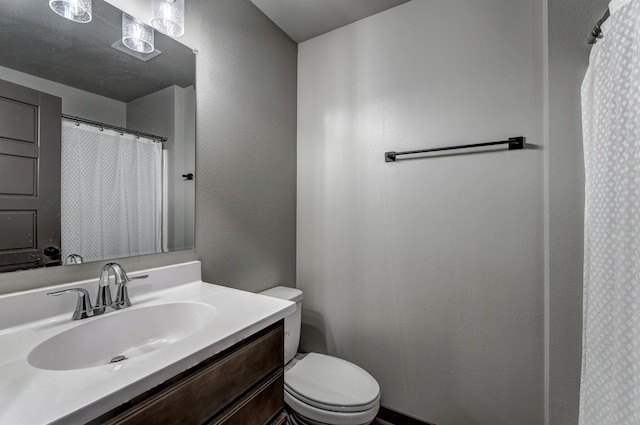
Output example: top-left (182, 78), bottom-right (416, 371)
top-left (580, 0), bottom-right (640, 424)
top-left (61, 120), bottom-right (163, 263)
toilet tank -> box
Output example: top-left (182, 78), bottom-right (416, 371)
top-left (259, 286), bottom-right (303, 364)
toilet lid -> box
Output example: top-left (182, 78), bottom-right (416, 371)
top-left (284, 353), bottom-right (380, 412)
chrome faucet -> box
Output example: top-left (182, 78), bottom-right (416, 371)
top-left (95, 263), bottom-right (115, 315)
top-left (108, 263), bottom-right (149, 309)
top-left (47, 288), bottom-right (93, 320)
top-left (47, 263), bottom-right (149, 320)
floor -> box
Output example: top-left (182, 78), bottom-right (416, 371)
top-left (373, 407), bottom-right (435, 425)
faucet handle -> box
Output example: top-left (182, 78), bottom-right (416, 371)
top-left (47, 288), bottom-right (93, 320)
top-left (127, 274), bottom-right (150, 282)
top-left (114, 274), bottom-right (149, 309)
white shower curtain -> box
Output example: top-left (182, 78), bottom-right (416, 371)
top-left (61, 120), bottom-right (163, 263)
top-left (580, 1), bottom-right (640, 424)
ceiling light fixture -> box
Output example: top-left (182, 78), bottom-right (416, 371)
top-left (151, 0), bottom-right (185, 37)
top-left (49, 0), bottom-right (92, 23)
top-left (122, 13), bottom-right (155, 54)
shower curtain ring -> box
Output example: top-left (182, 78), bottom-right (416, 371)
top-left (120, 128), bottom-right (124, 135)
top-left (136, 132), bottom-right (140, 139)
top-left (99, 124), bottom-right (104, 131)
top-left (75, 118), bottom-right (80, 126)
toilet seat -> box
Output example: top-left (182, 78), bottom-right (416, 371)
top-left (285, 390), bottom-right (379, 425)
top-left (284, 353), bottom-right (380, 413)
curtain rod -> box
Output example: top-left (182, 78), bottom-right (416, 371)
top-left (62, 114), bottom-right (167, 143)
top-left (587, 9), bottom-right (610, 44)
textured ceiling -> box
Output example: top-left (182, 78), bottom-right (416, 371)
top-left (249, 0), bottom-right (411, 43)
top-left (0, 0), bottom-right (195, 102)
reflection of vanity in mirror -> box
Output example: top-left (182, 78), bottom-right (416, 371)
top-left (0, 0), bottom-right (196, 272)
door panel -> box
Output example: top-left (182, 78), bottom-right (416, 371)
top-left (0, 96), bottom-right (37, 143)
top-left (0, 155), bottom-right (36, 195)
top-left (0, 79), bottom-right (61, 271)
top-left (0, 211), bottom-right (35, 251)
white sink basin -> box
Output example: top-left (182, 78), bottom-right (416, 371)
top-left (28, 302), bottom-right (217, 371)
top-left (0, 261), bottom-right (296, 425)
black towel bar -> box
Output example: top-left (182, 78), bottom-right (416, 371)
top-left (384, 136), bottom-right (524, 162)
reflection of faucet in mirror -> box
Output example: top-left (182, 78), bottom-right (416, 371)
top-left (64, 254), bottom-right (84, 265)
top-left (47, 263), bottom-right (148, 320)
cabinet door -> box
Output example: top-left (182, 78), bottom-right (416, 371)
top-left (105, 323), bottom-right (284, 425)
top-left (0, 78), bottom-right (61, 271)
top-left (209, 372), bottom-right (284, 425)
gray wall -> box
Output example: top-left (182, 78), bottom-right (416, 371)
top-left (0, 1), bottom-right (613, 423)
top-left (297, 1), bottom-right (544, 424)
top-left (0, 0), bottom-right (297, 294)
top-left (182, 87), bottom-right (196, 249)
top-left (0, 65), bottom-right (126, 126)
top-left (545, 0), bottom-right (610, 424)
top-left (127, 85), bottom-right (197, 252)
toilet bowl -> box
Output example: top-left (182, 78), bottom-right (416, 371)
top-left (260, 286), bottom-right (380, 425)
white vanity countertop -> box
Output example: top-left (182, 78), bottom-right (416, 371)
top-left (0, 261), bottom-right (296, 425)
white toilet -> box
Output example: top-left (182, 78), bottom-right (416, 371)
top-left (260, 286), bottom-right (380, 425)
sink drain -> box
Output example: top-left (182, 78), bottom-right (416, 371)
top-left (109, 355), bottom-right (127, 364)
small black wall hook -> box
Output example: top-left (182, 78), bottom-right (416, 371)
top-left (182, 173), bottom-right (194, 181)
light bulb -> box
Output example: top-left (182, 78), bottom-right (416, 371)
top-left (151, 0), bottom-right (185, 37)
top-left (49, 0), bottom-right (92, 23)
top-left (122, 14), bottom-right (155, 54)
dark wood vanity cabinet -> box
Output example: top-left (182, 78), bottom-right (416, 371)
top-left (92, 320), bottom-right (285, 425)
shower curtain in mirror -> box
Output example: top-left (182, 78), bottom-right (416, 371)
top-left (580, 1), bottom-right (640, 424)
top-left (61, 120), bottom-right (163, 263)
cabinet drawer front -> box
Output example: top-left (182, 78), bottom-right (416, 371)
top-left (107, 324), bottom-right (283, 425)
top-left (268, 411), bottom-right (288, 425)
top-left (211, 372), bottom-right (284, 425)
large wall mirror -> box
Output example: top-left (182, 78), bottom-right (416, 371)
top-left (0, 0), bottom-right (196, 272)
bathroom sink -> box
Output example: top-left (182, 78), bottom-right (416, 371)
top-left (28, 302), bottom-right (217, 371)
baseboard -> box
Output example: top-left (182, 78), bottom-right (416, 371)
top-left (377, 405), bottom-right (436, 425)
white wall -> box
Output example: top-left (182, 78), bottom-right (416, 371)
top-left (297, 1), bottom-right (544, 424)
top-left (545, 0), bottom-right (610, 424)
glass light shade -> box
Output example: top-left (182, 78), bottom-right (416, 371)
top-left (151, 0), bottom-right (185, 37)
top-left (122, 14), bottom-right (155, 54)
top-left (49, 0), bottom-right (92, 23)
